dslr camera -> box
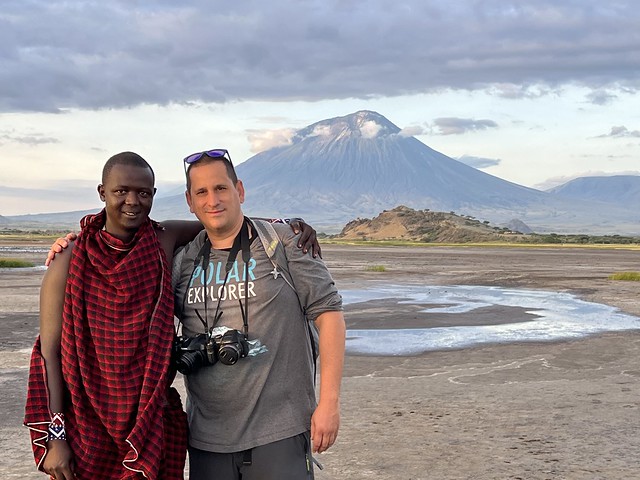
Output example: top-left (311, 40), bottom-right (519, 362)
top-left (174, 328), bottom-right (250, 375)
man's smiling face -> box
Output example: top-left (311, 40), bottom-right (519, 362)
top-left (98, 163), bottom-right (155, 241)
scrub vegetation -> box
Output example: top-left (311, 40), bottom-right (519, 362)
top-left (365, 265), bottom-right (387, 272)
top-left (0, 258), bottom-right (35, 268)
top-left (608, 272), bottom-right (640, 281)
top-left (0, 230), bottom-right (66, 242)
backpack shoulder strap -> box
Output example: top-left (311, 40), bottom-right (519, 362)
top-left (251, 218), bottom-right (319, 366)
top-left (251, 219), bottom-right (296, 291)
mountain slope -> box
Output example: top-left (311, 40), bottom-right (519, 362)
top-left (547, 175), bottom-right (640, 207)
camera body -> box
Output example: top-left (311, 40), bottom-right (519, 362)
top-left (174, 328), bottom-right (250, 375)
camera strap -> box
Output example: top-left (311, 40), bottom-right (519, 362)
top-left (238, 217), bottom-right (251, 338)
top-left (182, 218), bottom-right (252, 338)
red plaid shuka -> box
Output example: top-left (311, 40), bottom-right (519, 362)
top-left (24, 210), bottom-right (187, 479)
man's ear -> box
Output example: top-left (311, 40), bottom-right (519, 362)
top-left (236, 180), bottom-right (245, 204)
top-left (153, 187), bottom-right (157, 197)
top-left (97, 184), bottom-right (105, 202)
top-left (185, 190), bottom-right (195, 214)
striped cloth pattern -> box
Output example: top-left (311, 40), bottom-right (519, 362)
top-left (25, 210), bottom-right (187, 479)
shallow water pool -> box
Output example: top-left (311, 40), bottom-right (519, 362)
top-left (342, 284), bottom-right (640, 355)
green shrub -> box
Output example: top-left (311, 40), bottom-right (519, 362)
top-left (0, 258), bottom-right (36, 268)
top-left (608, 272), bottom-right (640, 281)
top-left (365, 265), bottom-right (387, 272)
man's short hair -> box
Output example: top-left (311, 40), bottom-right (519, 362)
top-left (102, 152), bottom-right (155, 184)
top-left (186, 157), bottom-right (238, 191)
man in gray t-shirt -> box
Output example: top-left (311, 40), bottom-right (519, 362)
top-left (173, 149), bottom-right (345, 480)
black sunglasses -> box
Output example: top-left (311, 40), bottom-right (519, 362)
top-left (183, 149), bottom-right (232, 174)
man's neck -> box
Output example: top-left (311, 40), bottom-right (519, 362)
top-left (206, 217), bottom-right (245, 249)
top-left (103, 221), bottom-right (137, 244)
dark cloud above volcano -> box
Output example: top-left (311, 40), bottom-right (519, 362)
top-left (456, 155), bottom-right (501, 169)
top-left (2, 0), bottom-right (639, 112)
top-left (433, 118), bottom-right (499, 135)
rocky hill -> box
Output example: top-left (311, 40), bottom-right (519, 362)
top-left (338, 206), bottom-right (519, 242)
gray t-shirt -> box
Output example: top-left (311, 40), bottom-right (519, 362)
top-left (173, 220), bottom-right (342, 453)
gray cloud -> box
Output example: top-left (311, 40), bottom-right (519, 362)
top-left (2, 1), bottom-right (640, 113)
top-left (488, 84), bottom-right (554, 100)
top-left (433, 118), bottom-right (499, 135)
top-left (585, 89), bottom-right (618, 105)
top-left (247, 128), bottom-right (296, 153)
top-left (0, 131), bottom-right (59, 146)
top-left (598, 126), bottom-right (640, 138)
top-left (398, 125), bottom-right (426, 137)
top-left (456, 155), bottom-right (501, 169)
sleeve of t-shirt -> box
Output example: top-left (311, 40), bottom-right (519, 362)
top-left (274, 224), bottom-right (343, 322)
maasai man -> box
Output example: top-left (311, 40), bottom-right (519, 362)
top-left (24, 152), bottom-right (189, 480)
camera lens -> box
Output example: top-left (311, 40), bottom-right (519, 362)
top-left (176, 350), bottom-right (207, 375)
top-left (218, 344), bottom-right (242, 365)
top-left (217, 330), bottom-right (249, 365)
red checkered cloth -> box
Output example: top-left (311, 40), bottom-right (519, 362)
top-left (24, 210), bottom-right (187, 479)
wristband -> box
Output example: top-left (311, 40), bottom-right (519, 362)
top-left (48, 412), bottom-right (66, 441)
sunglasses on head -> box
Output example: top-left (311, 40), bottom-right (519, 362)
top-left (183, 149), bottom-right (232, 173)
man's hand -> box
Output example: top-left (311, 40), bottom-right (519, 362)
top-left (310, 399), bottom-right (340, 454)
top-left (45, 233), bottom-right (77, 267)
top-left (288, 218), bottom-right (322, 258)
top-left (43, 440), bottom-right (76, 479)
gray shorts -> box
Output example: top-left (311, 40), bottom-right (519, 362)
top-left (188, 431), bottom-right (315, 480)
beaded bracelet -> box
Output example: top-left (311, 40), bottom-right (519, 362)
top-left (48, 412), bottom-right (66, 441)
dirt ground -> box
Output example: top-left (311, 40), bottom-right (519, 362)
top-left (2, 244), bottom-right (640, 479)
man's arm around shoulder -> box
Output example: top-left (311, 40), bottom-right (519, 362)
top-left (157, 220), bottom-right (203, 265)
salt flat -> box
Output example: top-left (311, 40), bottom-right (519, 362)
top-left (2, 244), bottom-right (639, 479)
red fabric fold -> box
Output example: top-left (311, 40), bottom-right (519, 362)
top-left (25, 210), bottom-right (187, 479)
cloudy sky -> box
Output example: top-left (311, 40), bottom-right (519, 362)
top-left (1, 0), bottom-right (639, 215)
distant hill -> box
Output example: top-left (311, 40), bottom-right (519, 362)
top-left (547, 175), bottom-right (640, 207)
top-left (1, 209), bottom-right (100, 230)
top-left (338, 206), bottom-right (515, 242)
top-left (336, 206), bottom-right (640, 244)
top-left (506, 219), bottom-right (534, 234)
